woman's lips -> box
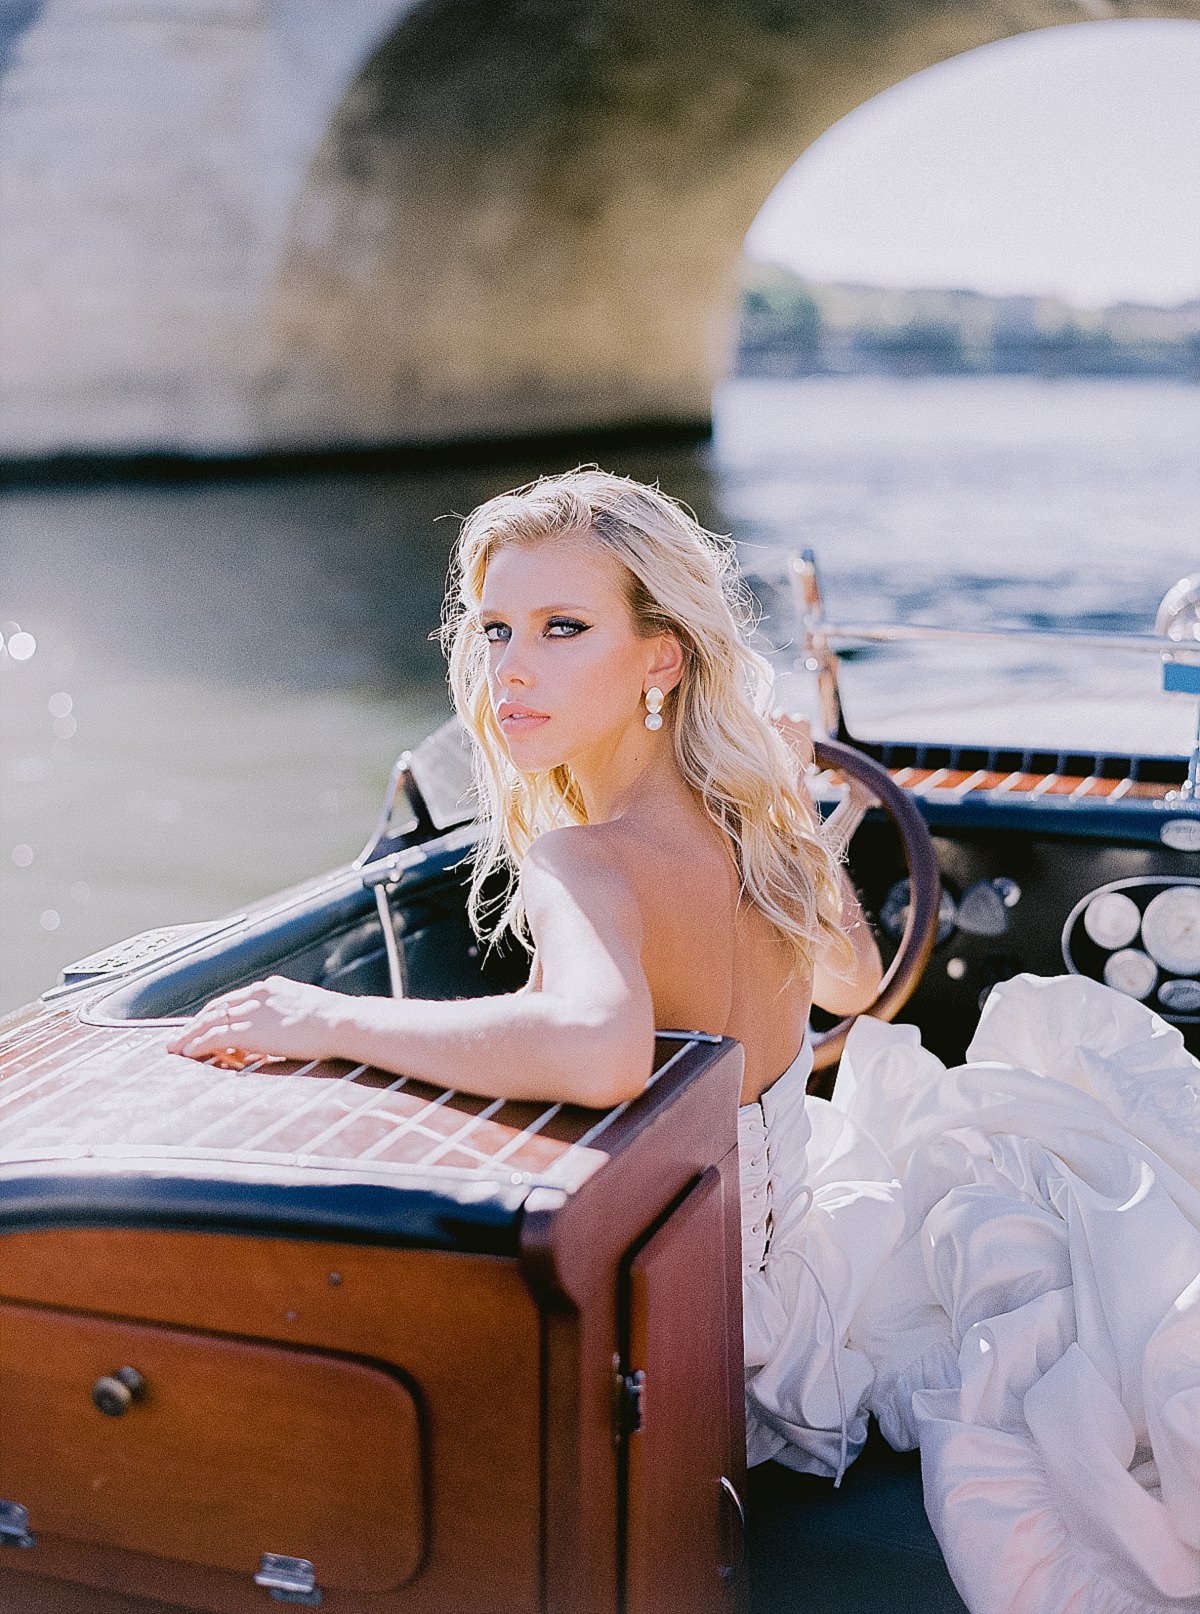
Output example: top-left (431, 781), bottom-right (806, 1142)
top-left (498, 705), bottom-right (550, 732)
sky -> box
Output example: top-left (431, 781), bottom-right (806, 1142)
top-left (746, 19), bottom-right (1200, 309)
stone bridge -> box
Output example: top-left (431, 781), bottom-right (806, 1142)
top-left (2, 0), bottom-right (1198, 459)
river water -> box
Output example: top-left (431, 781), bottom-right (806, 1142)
top-left (3, 375), bottom-right (1198, 1014)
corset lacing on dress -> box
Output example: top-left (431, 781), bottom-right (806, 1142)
top-left (737, 1032), bottom-right (814, 1275)
top-left (738, 1029), bottom-right (851, 1484)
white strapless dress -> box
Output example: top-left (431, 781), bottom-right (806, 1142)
top-left (737, 1028), bottom-right (904, 1476)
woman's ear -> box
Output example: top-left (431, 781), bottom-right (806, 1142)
top-left (646, 631), bottom-right (686, 695)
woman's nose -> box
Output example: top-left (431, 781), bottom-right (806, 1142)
top-left (496, 640), bottom-right (532, 688)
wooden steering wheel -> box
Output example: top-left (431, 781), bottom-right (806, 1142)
top-left (808, 736), bottom-right (942, 1095)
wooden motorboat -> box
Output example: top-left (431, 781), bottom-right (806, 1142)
top-left (0, 562), bottom-right (1196, 1614)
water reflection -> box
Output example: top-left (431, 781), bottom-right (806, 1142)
top-left (3, 376), bottom-right (1197, 1014)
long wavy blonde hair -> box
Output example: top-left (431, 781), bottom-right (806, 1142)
top-left (442, 468), bottom-right (850, 974)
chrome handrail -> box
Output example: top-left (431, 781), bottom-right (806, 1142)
top-left (786, 550), bottom-right (1181, 658)
top-left (787, 551), bottom-right (1199, 797)
top-left (799, 619), bottom-right (1176, 657)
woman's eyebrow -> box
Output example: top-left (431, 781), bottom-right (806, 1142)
top-left (480, 601), bottom-right (596, 617)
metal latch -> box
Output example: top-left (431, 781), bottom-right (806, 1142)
top-left (613, 1366), bottom-right (646, 1442)
top-left (254, 1555), bottom-right (323, 1605)
top-left (0, 1501), bottom-right (36, 1549)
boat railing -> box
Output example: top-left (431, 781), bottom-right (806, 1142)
top-left (788, 550), bottom-right (1200, 799)
top-left (796, 616), bottom-right (1178, 658)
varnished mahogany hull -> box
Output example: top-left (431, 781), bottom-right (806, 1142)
top-left (0, 999), bottom-right (748, 1614)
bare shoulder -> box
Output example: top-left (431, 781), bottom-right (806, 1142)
top-left (521, 825), bottom-right (642, 928)
top-left (526, 819), bottom-right (633, 884)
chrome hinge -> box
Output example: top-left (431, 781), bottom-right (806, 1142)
top-left (0, 1501), bottom-right (36, 1549)
top-left (254, 1555), bottom-right (323, 1605)
top-left (612, 1365), bottom-right (646, 1443)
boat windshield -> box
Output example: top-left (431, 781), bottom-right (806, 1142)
top-left (746, 562), bottom-right (1194, 757)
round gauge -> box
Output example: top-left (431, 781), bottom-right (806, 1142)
top-left (1083, 891), bottom-right (1142, 951)
top-left (1103, 949), bottom-right (1158, 1001)
top-left (880, 878), bottom-right (957, 946)
top-left (1142, 886), bottom-right (1200, 974)
top-left (1159, 978), bottom-right (1200, 1015)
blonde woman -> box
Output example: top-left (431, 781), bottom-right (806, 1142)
top-left (170, 468), bottom-right (880, 1106)
top-left (170, 466), bottom-right (888, 1474)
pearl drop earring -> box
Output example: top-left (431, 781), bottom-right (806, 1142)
top-left (644, 687), bottom-right (664, 731)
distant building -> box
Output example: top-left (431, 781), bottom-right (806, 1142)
top-left (736, 265), bottom-right (1200, 380)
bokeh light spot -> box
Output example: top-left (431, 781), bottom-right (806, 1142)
top-left (11, 844), bottom-right (34, 868)
top-left (53, 714), bottom-right (78, 740)
top-left (48, 692), bottom-right (73, 717)
top-left (8, 632), bottom-right (37, 662)
top-left (39, 910), bottom-right (60, 932)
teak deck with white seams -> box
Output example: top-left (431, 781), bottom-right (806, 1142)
top-left (868, 765), bottom-right (1174, 801)
top-left (0, 1006), bottom-right (619, 1192)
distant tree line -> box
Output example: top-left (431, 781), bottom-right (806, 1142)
top-left (736, 264), bottom-right (1200, 380)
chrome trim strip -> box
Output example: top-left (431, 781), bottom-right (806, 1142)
top-left (413, 1097), bottom-right (509, 1168)
top-left (352, 1086), bottom-right (460, 1164)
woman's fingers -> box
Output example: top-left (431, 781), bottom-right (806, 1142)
top-left (166, 976), bottom-right (335, 1066)
top-left (169, 1022), bottom-right (251, 1057)
top-left (166, 987), bottom-right (266, 1057)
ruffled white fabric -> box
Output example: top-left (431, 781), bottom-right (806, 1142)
top-left (739, 975), bottom-right (1200, 1614)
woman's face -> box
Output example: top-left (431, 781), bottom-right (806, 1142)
top-left (479, 531), bottom-right (667, 775)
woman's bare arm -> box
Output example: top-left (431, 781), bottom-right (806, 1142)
top-left (168, 828), bottom-right (656, 1109)
top-left (812, 863), bottom-right (884, 1017)
top-left (335, 828), bottom-right (655, 1105)
top-left (771, 714), bottom-right (884, 1016)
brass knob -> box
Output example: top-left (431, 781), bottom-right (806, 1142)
top-left (92, 1366), bottom-right (146, 1417)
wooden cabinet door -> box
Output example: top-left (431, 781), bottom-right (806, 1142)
top-left (0, 1300), bottom-right (426, 1597)
top-left (622, 1166), bottom-right (747, 1614)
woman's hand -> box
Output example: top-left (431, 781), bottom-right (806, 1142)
top-left (166, 977), bottom-right (351, 1068)
top-left (772, 711), bottom-right (816, 772)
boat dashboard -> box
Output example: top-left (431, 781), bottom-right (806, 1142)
top-left (816, 736), bottom-right (1198, 1061)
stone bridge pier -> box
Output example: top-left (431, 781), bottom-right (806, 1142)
top-left (1, 0), bottom-right (1198, 459)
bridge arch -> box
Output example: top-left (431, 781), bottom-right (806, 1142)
top-left (264, 1), bottom-right (1200, 447)
top-left (2, 2), bottom-right (1198, 458)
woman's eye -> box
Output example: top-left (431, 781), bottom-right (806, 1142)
top-left (546, 618), bottom-right (589, 637)
top-left (482, 622), bottom-right (509, 643)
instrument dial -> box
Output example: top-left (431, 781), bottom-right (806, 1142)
top-left (1159, 978), bottom-right (1200, 1015)
top-left (1083, 891), bottom-right (1141, 952)
top-left (1142, 887), bottom-right (1200, 975)
top-left (1103, 949), bottom-right (1158, 1001)
top-left (880, 878), bottom-right (957, 947)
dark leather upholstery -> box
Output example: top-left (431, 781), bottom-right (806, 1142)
top-left (748, 1422), bottom-right (968, 1614)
